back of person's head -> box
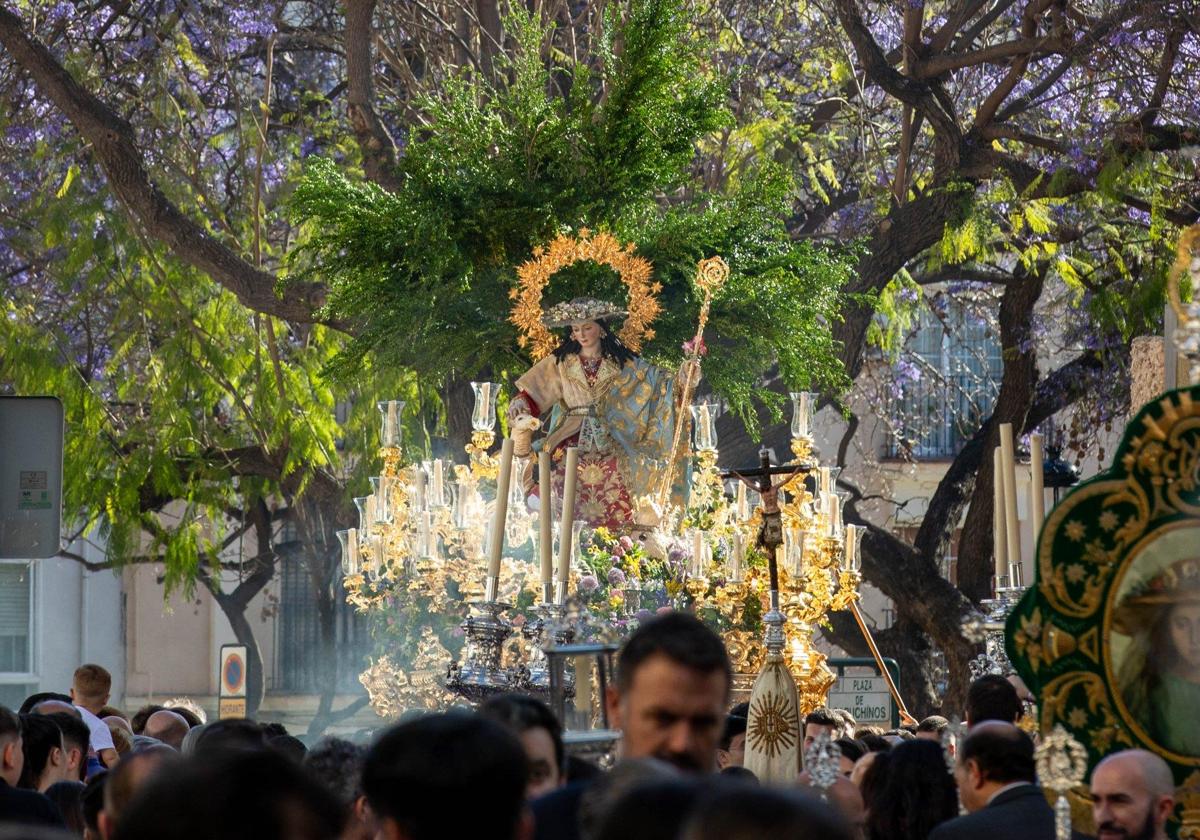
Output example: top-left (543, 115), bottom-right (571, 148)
top-left (831, 708), bottom-right (856, 736)
top-left (579, 757), bottom-right (680, 838)
top-left (108, 720), bottom-right (133, 755)
top-left (44, 780), bottom-right (86, 833)
top-left (615, 612), bottom-right (731, 693)
top-left (143, 710), bottom-right (191, 750)
top-left (116, 747), bottom-right (345, 840)
top-left (98, 706), bottom-right (128, 722)
top-left (44, 712), bottom-right (90, 781)
top-left (303, 737), bottom-right (365, 810)
top-left (958, 721), bottom-right (1035, 784)
top-left (594, 778), bottom-right (702, 840)
top-left (478, 693), bottom-right (565, 782)
top-left (864, 738), bottom-right (958, 840)
top-left (362, 713), bottom-right (527, 840)
top-left (859, 733), bottom-right (891, 753)
top-left (82, 772), bottom-right (106, 837)
top-left (102, 744), bottom-right (180, 828)
top-left (917, 715), bottom-right (949, 735)
top-left (269, 734), bottom-right (307, 764)
top-left (19, 692), bottom-right (72, 715)
top-left (162, 701), bottom-right (205, 728)
top-left (835, 737), bottom-right (866, 764)
top-left (855, 725), bottom-right (884, 739)
top-left (71, 664), bottom-right (112, 706)
top-left (0, 705), bottom-right (22, 784)
top-left (18, 713), bottom-right (63, 790)
top-left (129, 705), bottom-right (165, 735)
top-left (683, 783), bottom-right (854, 840)
top-left (965, 675), bottom-right (1022, 725)
top-left (719, 765), bottom-right (758, 783)
top-left (188, 718), bottom-right (267, 757)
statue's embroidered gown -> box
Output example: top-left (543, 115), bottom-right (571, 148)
top-left (515, 353), bottom-right (679, 530)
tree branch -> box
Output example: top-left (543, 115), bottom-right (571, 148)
top-left (916, 35), bottom-right (1063, 78)
top-left (343, 0), bottom-right (401, 192)
top-left (0, 8), bottom-right (340, 328)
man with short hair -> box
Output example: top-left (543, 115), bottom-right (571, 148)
top-left (41, 713), bottom-right (90, 782)
top-left (479, 694), bottom-right (566, 799)
top-left (917, 715), bottom-right (949, 739)
top-left (533, 611), bottom-right (731, 840)
top-left (0, 705), bottom-right (64, 826)
top-left (928, 721), bottom-right (1053, 840)
top-left (363, 713), bottom-right (529, 840)
top-left (802, 707), bottom-right (840, 767)
top-left (965, 674), bottom-right (1022, 727)
top-left (716, 702), bottom-right (749, 770)
top-left (70, 665), bottom-right (119, 770)
top-left (1091, 749), bottom-right (1175, 840)
top-left (17, 714), bottom-right (71, 792)
top-left (143, 710), bottom-right (190, 751)
top-left (605, 611), bottom-right (731, 773)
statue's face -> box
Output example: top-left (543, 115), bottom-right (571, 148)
top-left (1167, 602), bottom-right (1200, 674)
top-left (570, 320), bottom-right (603, 354)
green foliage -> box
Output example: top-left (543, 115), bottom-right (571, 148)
top-left (288, 0), bottom-right (851, 433)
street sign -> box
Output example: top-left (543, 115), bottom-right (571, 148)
top-left (218, 644), bottom-right (248, 720)
top-left (827, 674), bottom-right (894, 725)
top-left (0, 397), bottom-right (63, 559)
top-left (826, 656), bottom-right (902, 727)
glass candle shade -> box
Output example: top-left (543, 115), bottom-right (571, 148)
top-left (370, 477), bottom-right (392, 523)
top-left (785, 525), bottom-right (806, 576)
top-left (690, 401), bottom-right (719, 453)
top-left (336, 528), bottom-right (361, 576)
top-left (377, 400), bottom-right (404, 448)
top-left (790, 391), bottom-right (818, 439)
top-left (354, 496), bottom-right (375, 532)
top-left (426, 459), bottom-right (448, 509)
top-left (471, 381), bottom-right (501, 432)
top-left (843, 524), bottom-right (863, 571)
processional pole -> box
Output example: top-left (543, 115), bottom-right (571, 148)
top-left (740, 450), bottom-right (804, 784)
top-left (656, 256), bottom-right (729, 512)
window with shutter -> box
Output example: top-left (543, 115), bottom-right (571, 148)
top-left (0, 562), bottom-right (31, 674)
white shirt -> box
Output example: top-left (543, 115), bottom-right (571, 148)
top-left (75, 705), bottom-right (115, 753)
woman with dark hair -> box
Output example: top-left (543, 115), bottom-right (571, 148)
top-left (509, 298), bottom-right (688, 530)
top-left (862, 739), bottom-right (957, 840)
top-left (44, 780), bottom-right (86, 834)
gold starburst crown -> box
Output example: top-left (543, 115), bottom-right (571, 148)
top-left (509, 230), bottom-right (662, 360)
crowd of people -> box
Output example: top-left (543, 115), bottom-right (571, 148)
top-left (0, 612), bottom-right (1181, 839)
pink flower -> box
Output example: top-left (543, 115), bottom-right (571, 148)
top-left (682, 336), bottom-right (708, 357)
top-left (619, 535), bottom-right (635, 551)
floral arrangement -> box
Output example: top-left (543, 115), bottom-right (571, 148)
top-left (573, 526), bottom-right (769, 642)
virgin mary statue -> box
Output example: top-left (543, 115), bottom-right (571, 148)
top-left (508, 297), bottom-right (689, 531)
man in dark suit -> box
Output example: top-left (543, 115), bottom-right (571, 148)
top-left (0, 704), bottom-right (64, 827)
top-left (929, 721), bottom-right (1053, 840)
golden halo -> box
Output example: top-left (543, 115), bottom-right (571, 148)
top-left (509, 230), bottom-right (662, 360)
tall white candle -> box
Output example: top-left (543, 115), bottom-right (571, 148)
top-left (487, 438), bottom-right (516, 581)
top-left (413, 466), bottom-right (427, 512)
top-left (993, 445), bottom-right (1007, 582)
top-left (731, 531), bottom-right (744, 582)
top-left (1030, 433), bottom-right (1045, 532)
top-left (736, 482), bottom-right (748, 520)
top-left (557, 447), bottom-right (580, 597)
top-left (434, 460), bottom-right (445, 506)
top-left (819, 467), bottom-right (831, 495)
top-left (387, 400), bottom-right (398, 445)
top-left (843, 524), bottom-right (857, 571)
top-left (347, 527), bottom-right (359, 574)
top-left (998, 423), bottom-right (1022, 576)
top-left (538, 451), bottom-right (553, 592)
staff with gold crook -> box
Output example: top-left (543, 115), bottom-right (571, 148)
top-left (656, 256), bottom-right (730, 511)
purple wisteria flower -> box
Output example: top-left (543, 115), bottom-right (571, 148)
top-left (607, 567), bottom-right (626, 586)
